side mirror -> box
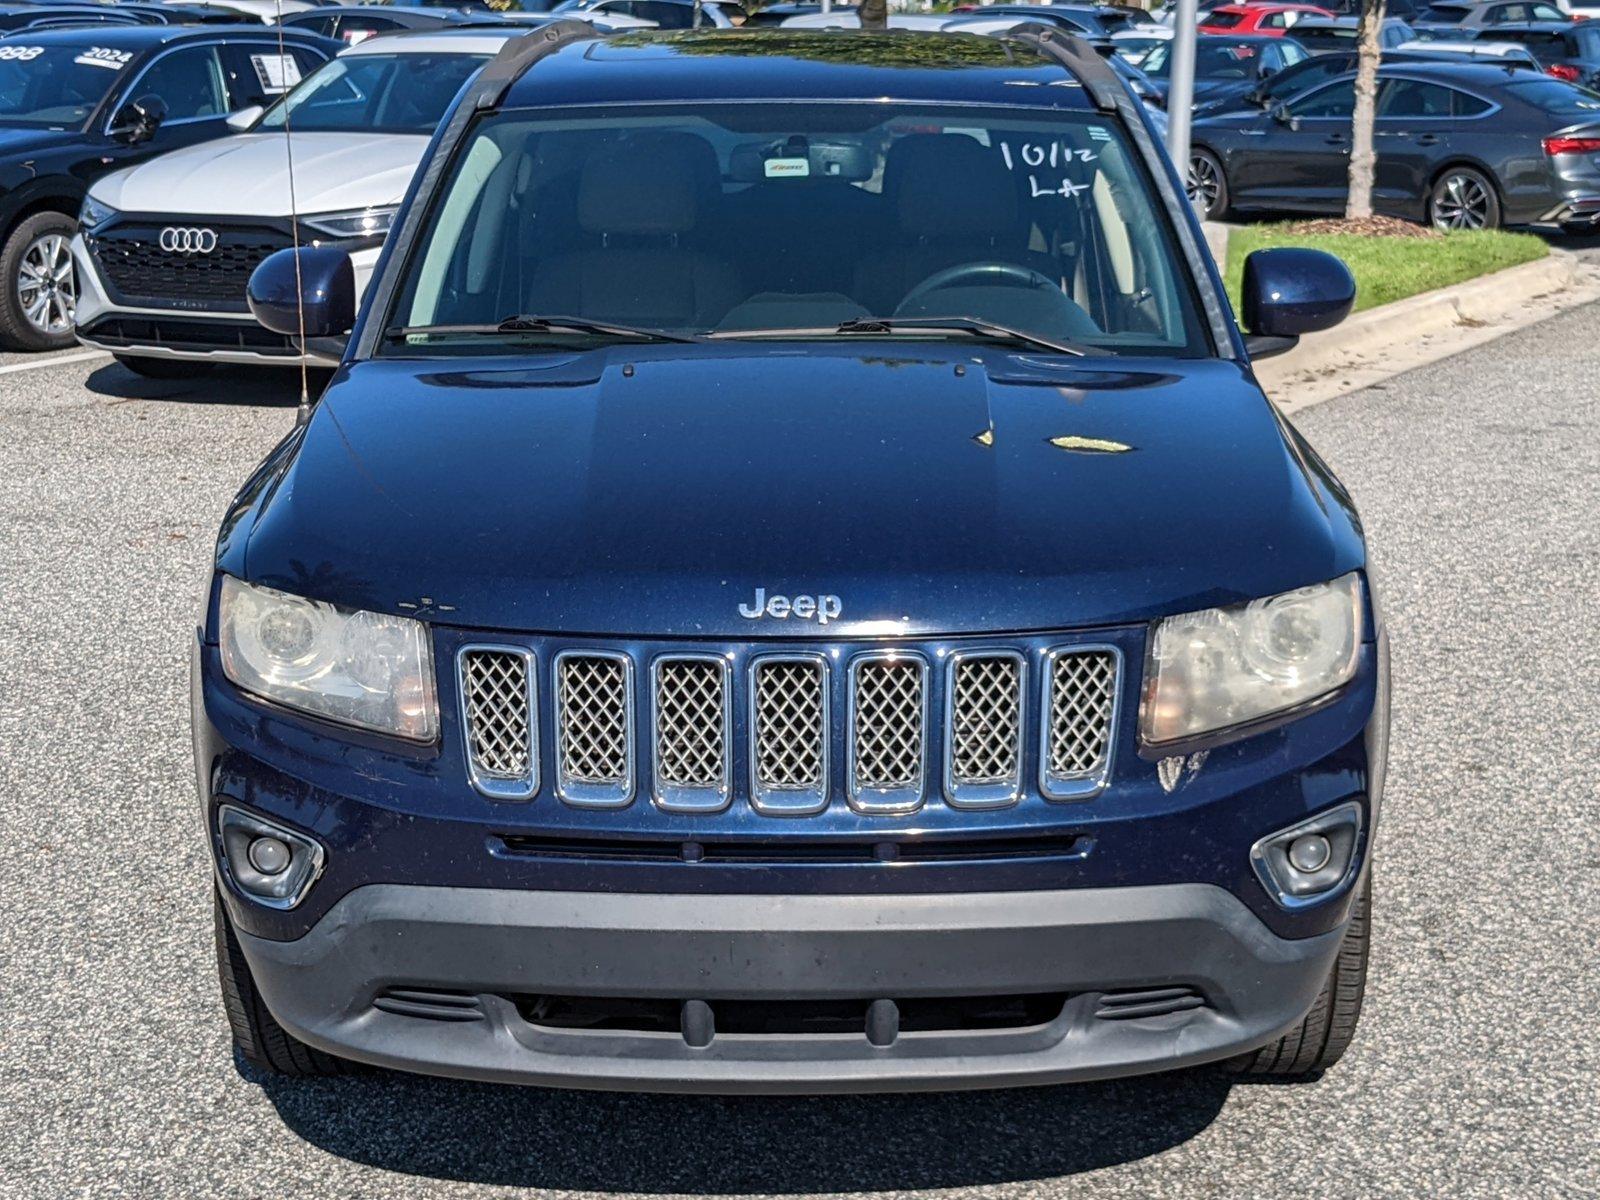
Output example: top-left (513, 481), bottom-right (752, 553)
top-left (226, 104), bottom-right (264, 132)
top-left (110, 94), bottom-right (166, 144)
top-left (1270, 103), bottom-right (1299, 130)
top-left (1241, 247), bottom-right (1356, 359)
top-left (248, 246), bottom-right (356, 340)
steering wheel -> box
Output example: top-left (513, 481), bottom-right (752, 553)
top-left (897, 261), bottom-right (1060, 313)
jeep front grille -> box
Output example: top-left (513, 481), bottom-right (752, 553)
top-left (946, 652), bottom-right (1025, 807)
top-left (555, 652), bottom-right (633, 806)
top-left (652, 656), bottom-right (731, 811)
top-left (457, 641), bottom-right (1120, 814)
top-left (459, 647), bottom-right (536, 799)
top-left (750, 656), bottom-right (829, 814)
top-left (848, 655), bottom-right (928, 813)
top-left (1042, 649), bottom-right (1119, 798)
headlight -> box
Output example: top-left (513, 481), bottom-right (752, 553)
top-left (79, 194), bottom-right (117, 229)
top-left (1140, 572), bottom-right (1363, 745)
top-left (218, 576), bottom-right (438, 741)
top-left (301, 206), bottom-right (398, 240)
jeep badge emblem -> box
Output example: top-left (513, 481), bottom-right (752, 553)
top-left (739, 588), bottom-right (842, 625)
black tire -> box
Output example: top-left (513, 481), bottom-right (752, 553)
top-left (1187, 148), bottom-right (1230, 222)
top-left (1428, 165), bottom-right (1501, 231)
top-left (114, 353), bottom-right (206, 381)
top-left (0, 211), bottom-right (79, 352)
top-left (1232, 872), bottom-right (1370, 1079)
top-left (214, 890), bottom-right (353, 1078)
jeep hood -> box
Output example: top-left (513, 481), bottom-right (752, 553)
top-left (89, 131), bottom-right (429, 217)
top-left (229, 344), bottom-right (1364, 638)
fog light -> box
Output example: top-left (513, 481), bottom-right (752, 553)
top-left (1250, 801), bottom-right (1363, 909)
top-left (217, 805), bottom-right (324, 910)
top-left (1287, 833), bottom-right (1331, 874)
top-left (247, 836), bottom-right (291, 876)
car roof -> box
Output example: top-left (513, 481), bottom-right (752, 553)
top-left (308, 3), bottom-right (464, 14)
top-left (1375, 57), bottom-right (1543, 79)
top-left (499, 30), bottom-right (1095, 111)
top-left (1488, 19), bottom-right (1585, 29)
top-left (339, 26), bottom-right (519, 54)
top-left (0, 23), bottom-right (305, 48)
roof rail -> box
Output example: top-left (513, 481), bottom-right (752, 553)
top-left (471, 18), bottom-right (603, 111)
top-left (1004, 23), bottom-right (1126, 113)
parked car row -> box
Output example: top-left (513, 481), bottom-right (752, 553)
top-left (0, 3), bottom-right (1595, 357)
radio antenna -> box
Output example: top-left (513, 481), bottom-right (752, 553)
top-left (273, 0), bottom-right (311, 425)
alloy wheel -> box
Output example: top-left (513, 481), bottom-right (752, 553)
top-left (1187, 154), bottom-right (1220, 215)
top-left (17, 232), bottom-right (75, 336)
top-left (1432, 172), bottom-right (1490, 231)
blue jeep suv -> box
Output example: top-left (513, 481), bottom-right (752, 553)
top-left (195, 25), bottom-right (1386, 1091)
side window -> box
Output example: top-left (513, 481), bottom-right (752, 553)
top-left (128, 45), bottom-right (227, 122)
top-left (1378, 78), bottom-right (1454, 117)
top-left (1288, 79), bottom-right (1355, 118)
top-left (218, 44), bottom-right (320, 110)
top-left (1531, 2), bottom-right (1564, 16)
top-left (1260, 11), bottom-right (1287, 27)
top-left (1451, 88), bottom-right (1492, 117)
top-left (634, 2), bottom-right (696, 26)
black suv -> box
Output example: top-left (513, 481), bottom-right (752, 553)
top-left (0, 24), bottom-right (335, 350)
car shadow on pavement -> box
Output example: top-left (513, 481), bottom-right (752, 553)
top-left (252, 1060), bottom-right (1234, 1190)
top-left (84, 362), bottom-right (322, 408)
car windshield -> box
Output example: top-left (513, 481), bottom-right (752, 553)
top-left (256, 51), bottom-right (489, 134)
top-left (385, 103), bottom-right (1209, 357)
top-left (0, 42), bottom-right (133, 128)
top-left (1144, 40), bottom-right (1269, 78)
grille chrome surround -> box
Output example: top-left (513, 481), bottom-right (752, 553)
top-left (847, 652), bottom-right (930, 815)
top-left (554, 651), bottom-right (635, 808)
top-left (748, 655), bottom-right (830, 816)
top-left (1039, 645), bottom-right (1121, 801)
top-left (650, 655), bottom-right (733, 813)
top-left (457, 646), bottom-right (538, 800)
top-left (943, 650), bottom-right (1026, 809)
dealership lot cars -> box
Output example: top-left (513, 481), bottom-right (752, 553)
top-left (0, 24), bottom-right (335, 351)
top-left (71, 29), bottom-right (514, 374)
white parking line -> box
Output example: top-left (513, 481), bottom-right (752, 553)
top-left (0, 349), bottom-right (110, 376)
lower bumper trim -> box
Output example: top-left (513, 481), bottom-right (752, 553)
top-left (232, 881), bottom-right (1344, 1093)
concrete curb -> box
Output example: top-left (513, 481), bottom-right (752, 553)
top-left (1253, 248), bottom-right (1599, 415)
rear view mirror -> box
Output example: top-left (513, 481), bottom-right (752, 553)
top-left (226, 104), bottom-right (264, 132)
top-left (1240, 247), bottom-right (1356, 359)
top-left (248, 246), bottom-right (356, 340)
top-left (111, 94), bottom-right (166, 144)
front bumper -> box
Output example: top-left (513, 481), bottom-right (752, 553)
top-left (229, 880), bottom-right (1345, 1093)
top-left (70, 233), bottom-right (379, 367)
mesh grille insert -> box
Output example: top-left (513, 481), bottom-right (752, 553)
top-left (950, 655), bottom-right (1022, 785)
top-left (655, 659), bottom-right (726, 788)
top-left (1048, 651), bottom-right (1117, 779)
top-left (852, 659), bottom-right (925, 790)
top-left (557, 655), bottom-right (630, 785)
top-left (753, 660), bottom-right (825, 788)
top-left (461, 650), bottom-right (532, 781)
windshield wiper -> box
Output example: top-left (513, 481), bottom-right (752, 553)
top-left (385, 314), bottom-right (703, 344)
top-left (833, 316), bottom-right (1093, 356)
top-left (708, 317), bottom-right (1094, 356)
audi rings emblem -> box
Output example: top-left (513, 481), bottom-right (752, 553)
top-left (158, 226), bottom-right (218, 254)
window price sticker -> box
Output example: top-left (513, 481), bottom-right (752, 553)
top-left (250, 53), bottom-right (302, 95)
top-left (71, 47), bottom-right (133, 70)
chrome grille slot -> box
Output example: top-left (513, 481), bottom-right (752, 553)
top-left (848, 654), bottom-right (928, 814)
top-left (1041, 647), bottom-right (1119, 799)
top-left (652, 656), bottom-right (731, 812)
top-left (945, 652), bottom-right (1024, 808)
top-left (458, 647), bottom-right (536, 800)
top-left (749, 656), bottom-right (829, 815)
top-left (555, 652), bottom-right (633, 807)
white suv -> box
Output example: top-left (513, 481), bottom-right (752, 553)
top-left (72, 29), bottom-right (518, 376)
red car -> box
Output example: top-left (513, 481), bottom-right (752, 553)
top-left (1199, 3), bottom-right (1332, 35)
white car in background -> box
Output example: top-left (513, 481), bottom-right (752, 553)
top-left (162, 0), bottom-right (320, 21)
top-left (72, 29), bottom-right (518, 376)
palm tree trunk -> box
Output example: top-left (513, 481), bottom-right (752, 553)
top-left (1345, 0), bottom-right (1385, 219)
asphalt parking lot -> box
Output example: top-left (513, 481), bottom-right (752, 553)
top-left (1, 311), bottom-right (1597, 1199)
